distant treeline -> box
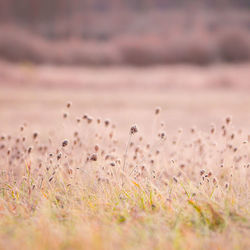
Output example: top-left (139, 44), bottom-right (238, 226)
top-left (0, 1), bottom-right (249, 65)
top-left (0, 0), bottom-right (250, 24)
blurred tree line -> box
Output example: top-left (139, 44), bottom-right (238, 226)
top-left (0, 0), bottom-right (249, 24)
top-left (0, 0), bottom-right (249, 65)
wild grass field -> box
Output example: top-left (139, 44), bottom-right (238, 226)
top-left (0, 1), bottom-right (249, 249)
top-left (0, 65), bottom-right (249, 250)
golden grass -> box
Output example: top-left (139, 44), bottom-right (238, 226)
top-left (0, 93), bottom-right (249, 250)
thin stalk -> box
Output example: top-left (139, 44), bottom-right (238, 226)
top-left (122, 133), bottom-right (132, 185)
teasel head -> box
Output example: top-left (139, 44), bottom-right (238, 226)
top-left (155, 107), bottom-right (161, 115)
top-left (130, 124), bottom-right (138, 135)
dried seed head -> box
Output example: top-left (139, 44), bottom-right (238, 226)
top-left (155, 107), bottom-right (161, 115)
top-left (173, 176), bottom-right (178, 183)
top-left (159, 131), bottom-right (166, 139)
top-left (225, 116), bottom-right (231, 125)
top-left (94, 145), bottom-right (99, 152)
top-left (200, 169), bottom-right (205, 176)
top-left (83, 114), bottom-right (88, 119)
top-left (33, 132), bottom-right (38, 140)
top-left (62, 140), bottom-right (69, 147)
top-left (130, 125), bottom-right (138, 135)
top-left (66, 102), bottom-right (72, 108)
top-left (57, 153), bottom-right (62, 160)
top-left (27, 147), bottom-right (32, 154)
top-left (213, 177), bottom-right (217, 184)
top-left (87, 117), bottom-right (93, 124)
top-left (210, 124), bottom-right (216, 134)
top-left (180, 164), bottom-right (185, 169)
top-left (178, 128), bottom-right (183, 134)
top-left (90, 153), bottom-right (97, 161)
top-left (68, 168), bottom-right (73, 175)
top-left (104, 119), bottom-right (110, 127)
top-left (190, 127), bottom-right (196, 134)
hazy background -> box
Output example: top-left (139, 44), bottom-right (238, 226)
top-left (0, 0), bottom-right (250, 66)
top-left (0, 0), bottom-right (249, 135)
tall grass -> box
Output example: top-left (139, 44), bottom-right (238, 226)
top-left (0, 103), bottom-right (249, 249)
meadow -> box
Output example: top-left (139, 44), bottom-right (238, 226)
top-left (0, 66), bottom-right (249, 249)
top-left (0, 1), bottom-right (250, 249)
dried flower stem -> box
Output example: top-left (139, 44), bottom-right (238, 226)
top-left (122, 133), bottom-right (132, 185)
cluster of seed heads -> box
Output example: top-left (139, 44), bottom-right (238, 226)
top-left (0, 102), bottom-right (248, 204)
top-left (130, 125), bottom-right (138, 135)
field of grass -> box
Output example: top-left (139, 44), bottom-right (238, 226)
top-left (0, 66), bottom-right (249, 250)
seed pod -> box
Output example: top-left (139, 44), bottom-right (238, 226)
top-left (155, 107), bottom-right (161, 115)
top-left (57, 153), bottom-right (62, 160)
top-left (90, 153), bottom-right (97, 161)
top-left (130, 125), bottom-right (138, 135)
top-left (62, 140), bottom-right (68, 147)
top-left (27, 147), bottom-right (32, 154)
top-left (104, 119), bottom-right (110, 127)
top-left (66, 102), bottom-right (72, 108)
top-left (200, 169), bottom-right (205, 176)
top-left (173, 176), bottom-right (178, 183)
top-left (94, 145), bottom-right (99, 152)
top-left (225, 116), bottom-right (231, 125)
top-left (33, 132), bottom-right (38, 140)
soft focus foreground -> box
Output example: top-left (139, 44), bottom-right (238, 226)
top-left (0, 84), bottom-right (249, 250)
